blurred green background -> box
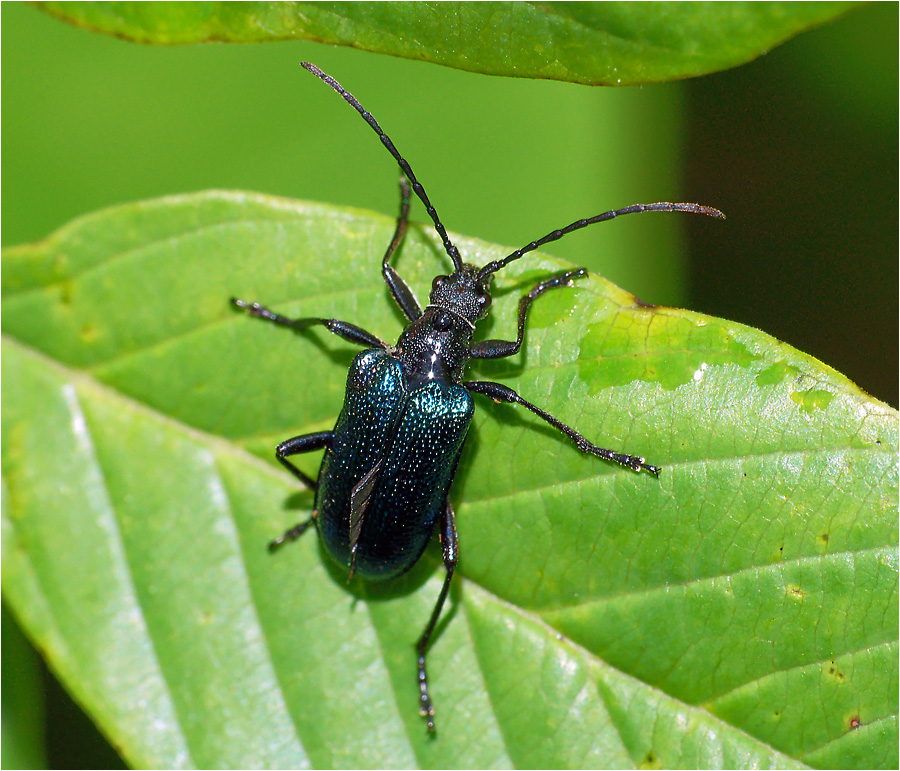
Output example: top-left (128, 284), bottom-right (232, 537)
top-left (2, 2), bottom-right (896, 767)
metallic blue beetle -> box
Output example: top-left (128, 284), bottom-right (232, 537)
top-left (232, 63), bottom-right (723, 733)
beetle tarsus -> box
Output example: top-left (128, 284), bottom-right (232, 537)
top-left (418, 652), bottom-right (436, 734)
top-left (268, 517), bottom-right (315, 552)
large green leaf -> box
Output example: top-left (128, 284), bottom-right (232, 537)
top-left (3, 192), bottom-right (897, 769)
top-left (37, 2), bottom-right (854, 85)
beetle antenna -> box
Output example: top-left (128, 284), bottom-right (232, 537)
top-left (476, 202), bottom-right (725, 281)
top-left (302, 62), bottom-right (465, 273)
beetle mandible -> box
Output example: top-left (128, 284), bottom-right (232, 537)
top-left (232, 62), bottom-right (724, 734)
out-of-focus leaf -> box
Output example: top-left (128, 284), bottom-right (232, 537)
top-left (38, 2), bottom-right (855, 85)
top-left (3, 192), bottom-right (896, 768)
top-left (1, 604), bottom-right (47, 769)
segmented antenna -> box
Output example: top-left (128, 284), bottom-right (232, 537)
top-left (302, 62), bottom-right (464, 273)
top-left (477, 202), bottom-right (726, 281)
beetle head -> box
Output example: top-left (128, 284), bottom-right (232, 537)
top-left (428, 264), bottom-right (493, 327)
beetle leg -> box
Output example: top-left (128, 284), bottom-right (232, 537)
top-left (382, 176), bottom-right (423, 322)
top-left (268, 517), bottom-right (316, 552)
top-left (468, 268), bottom-right (587, 359)
top-left (231, 298), bottom-right (388, 349)
top-left (464, 380), bottom-right (661, 476)
top-left (416, 499), bottom-right (458, 734)
top-left (276, 431), bottom-right (332, 489)
top-left (268, 431), bottom-right (332, 551)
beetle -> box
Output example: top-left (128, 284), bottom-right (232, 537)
top-left (232, 62), bottom-right (724, 733)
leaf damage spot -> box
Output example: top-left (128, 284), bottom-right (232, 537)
top-left (630, 293), bottom-right (657, 309)
top-left (790, 388), bottom-right (834, 415)
top-left (755, 360), bottom-right (800, 387)
top-left (578, 313), bottom-right (757, 392)
top-left (786, 585), bottom-right (806, 600)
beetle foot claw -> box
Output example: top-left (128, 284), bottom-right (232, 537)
top-left (614, 453), bottom-right (661, 478)
top-left (418, 659), bottom-right (436, 733)
top-left (420, 699), bottom-right (436, 734)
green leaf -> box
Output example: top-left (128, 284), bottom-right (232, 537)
top-left (37, 1), bottom-right (855, 85)
top-left (3, 192), bottom-right (897, 769)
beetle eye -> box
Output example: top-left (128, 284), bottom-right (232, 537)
top-left (432, 275), bottom-right (448, 291)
